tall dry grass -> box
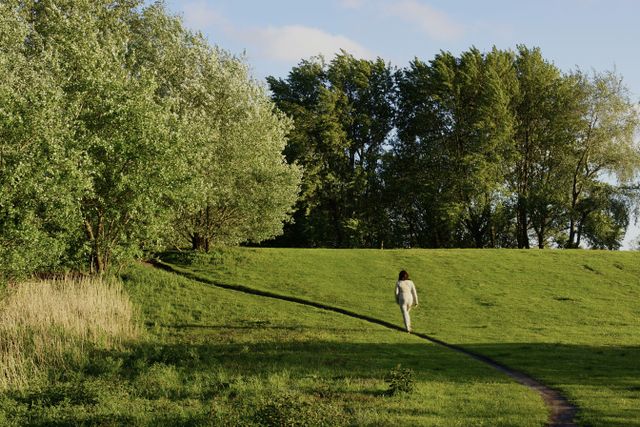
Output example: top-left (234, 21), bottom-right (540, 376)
top-left (0, 276), bottom-right (139, 390)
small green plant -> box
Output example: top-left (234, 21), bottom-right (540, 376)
top-left (385, 364), bottom-right (414, 396)
top-left (253, 392), bottom-right (344, 426)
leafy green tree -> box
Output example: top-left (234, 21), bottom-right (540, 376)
top-left (565, 71), bottom-right (640, 247)
top-left (127, 6), bottom-right (300, 251)
top-left (268, 52), bottom-right (394, 247)
top-left (23, 0), bottom-right (182, 273)
top-left (171, 54), bottom-right (301, 250)
top-left (509, 46), bottom-right (579, 248)
top-left (576, 183), bottom-right (633, 249)
top-left (0, 0), bottom-right (85, 277)
top-left (389, 46), bottom-right (638, 249)
top-left (390, 48), bottom-right (517, 247)
top-left (0, 0), bottom-right (300, 276)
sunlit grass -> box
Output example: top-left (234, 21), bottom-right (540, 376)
top-left (121, 264), bottom-right (547, 426)
top-left (163, 247), bottom-right (640, 427)
top-left (0, 264), bottom-right (547, 425)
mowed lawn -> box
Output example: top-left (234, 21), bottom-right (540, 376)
top-left (162, 248), bottom-right (640, 427)
top-left (123, 265), bottom-right (546, 426)
top-left (0, 264), bottom-right (545, 426)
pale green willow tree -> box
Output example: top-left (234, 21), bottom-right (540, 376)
top-left (19, 0), bottom-right (181, 273)
top-left (175, 57), bottom-right (301, 250)
top-left (565, 70), bottom-right (640, 248)
top-left (130, 5), bottom-right (300, 251)
top-left (0, 1), bottom-right (86, 276)
top-left (0, 0), bottom-right (300, 275)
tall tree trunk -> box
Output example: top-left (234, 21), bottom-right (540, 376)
top-left (516, 196), bottom-right (530, 249)
top-left (330, 199), bottom-right (343, 247)
top-left (95, 247), bottom-right (105, 274)
top-left (537, 226), bottom-right (545, 249)
top-left (489, 222), bottom-right (496, 248)
top-left (85, 217), bottom-right (107, 274)
top-left (191, 233), bottom-right (210, 251)
top-left (576, 212), bottom-right (589, 247)
top-left (567, 175), bottom-right (580, 248)
top-left (568, 216), bottom-right (577, 248)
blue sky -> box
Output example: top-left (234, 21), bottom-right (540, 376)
top-left (163, 0), bottom-right (640, 248)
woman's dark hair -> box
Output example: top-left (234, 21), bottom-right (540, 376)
top-left (398, 270), bottom-right (409, 281)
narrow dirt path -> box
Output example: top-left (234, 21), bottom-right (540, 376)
top-left (151, 260), bottom-right (578, 427)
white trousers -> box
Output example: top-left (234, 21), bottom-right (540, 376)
top-left (399, 303), bottom-right (412, 331)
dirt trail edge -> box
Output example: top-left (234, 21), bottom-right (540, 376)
top-left (151, 259), bottom-right (578, 427)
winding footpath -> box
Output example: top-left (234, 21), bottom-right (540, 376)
top-left (152, 260), bottom-right (578, 427)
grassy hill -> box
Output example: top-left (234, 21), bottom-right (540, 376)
top-left (1, 264), bottom-right (546, 426)
top-left (162, 248), bottom-right (640, 427)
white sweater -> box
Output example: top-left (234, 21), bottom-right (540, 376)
top-left (395, 279), bottom-right (418, 307)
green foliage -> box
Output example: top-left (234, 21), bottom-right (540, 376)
top-left (390, 47), bottom-right (519, 248)
top-left (273, 47), bottom-right (639, 250)
top-left (565, 70), bottom-right (640, 248)
top-left (268, 51), bottom-right (395, 247)
top-left (385, 364), bottom-right (415, 396)
top-left (131, 12), bottom-right (302, 251)
top-left (0, 1), bottom-right (299, 277)
top-left (0, 0), bottom-right (85, 277)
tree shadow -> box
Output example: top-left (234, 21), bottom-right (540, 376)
top-left (10, 337), bottom-right (639, 426)
top-left (146, 321), bottom-right (372, 333)
top-left (461, 342), bottom-right (640, 387)
top-left (86, 338), bottom-right (640, 393)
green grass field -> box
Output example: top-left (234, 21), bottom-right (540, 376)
top-left (162, 248), bottom-right (640, 427)
top-left (0, 264), bottom-right (546, 426)
top-left (2, 248), bottom-right (637, 425)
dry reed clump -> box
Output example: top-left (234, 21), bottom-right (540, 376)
top-left (0, 276), bottom-right (139, 390)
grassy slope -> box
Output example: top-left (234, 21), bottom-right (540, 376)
top-left (124, 264), bottom-right (546, 426)
top-left (0, 264), bottom-right (546, 425)
top-left (163, 248), bottom-right (640, 427)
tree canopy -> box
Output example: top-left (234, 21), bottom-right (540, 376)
top-left (2, 0), bottom-right (638, 281)
top-left (268, 52), bottom-right (395, 247)
top-left (268, 47), bottom-right (640, 249)
top-left (0, 0), bottom-right (300, 277)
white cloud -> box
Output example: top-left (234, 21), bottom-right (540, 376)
top-left (181, 1), bottom-right (224, 31)
top-left (245, 25), bottom-right (374, 62)
top-left (178, 2), bottom-right (373, 63)
top-left (386, 0), bottom-right (464, 41)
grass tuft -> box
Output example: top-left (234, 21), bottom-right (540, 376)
top-left (0, 276), bottom-right (138, 390)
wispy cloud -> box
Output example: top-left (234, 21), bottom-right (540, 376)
top-left (244, 25), bottom-right (374, 62)
top-left (385, 0), bottom-right (464, 41)
top-left (179, 2), bottom-right (374, 63)
top-left (181, 1), bottom-right (228, 32)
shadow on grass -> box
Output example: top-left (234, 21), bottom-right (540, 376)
top-left (6, 339), bottom-right (637, 426)
top-left (146, 321), bottom-right (372, 333)
top-left (459, 342), bottom-right (640, 425)
top-left (83, 337), bottom-right (640, 392)
top-left (462, 343), bottom-right (640, 387)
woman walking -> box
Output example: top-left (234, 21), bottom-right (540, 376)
top-left (395, 270), bottom-right (418, 333)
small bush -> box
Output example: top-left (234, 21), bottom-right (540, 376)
top-left (384, 364), bottom-right (415, 396)
top-left (134, 363), bottom-right (183, 399)
top-left (253, 392), bottom-right (345, 427)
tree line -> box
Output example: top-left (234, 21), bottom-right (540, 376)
top-left (0, 0), bottom-right (300, 277)
top-left (267, 48), bottom-right (640, 250)
top-left (2, 1), bottom-right (639, 280)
